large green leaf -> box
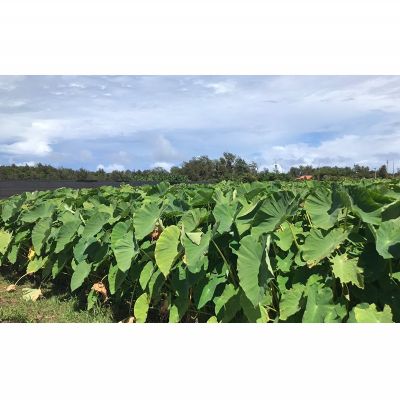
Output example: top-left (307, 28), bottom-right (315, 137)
top-left (147, 269), bottom-right (165, 300)
top-left (196, 274), bottom-right (226, 309)
top-left (70, 260), bottom-right (92, 292)
top-left (279, 283), bottom-right (305, 321)
top-left (235, 198), bottom-right (264, 235)
top-left (240, 290), bottom-right (269, 323)
top-left (180, 208), bottom-right (208, 232)
top-left (134, 292), bottom-right (150, 323)
top-left (155, 225), bottom-right (181, 277)
top-left (214, 284), bottom-right (240, 322)
top-left (274, 223), bottom-right (294, 251)
top-left (182, 230), bottom-right (211, 271)
top-left (304, 187), bottom-right (342, 230)
top-left (302, 284), bottom-right (343, 323)
top-left (235, 235), bottom-right (268, 307)
top-left (139, 261), bottom-right (154, 290)
top-left (375, 217), bottom-right (400, 259)
top-left (348, 303), bottom-right (392, 323)
top-left (73, 236), bottom-right (97, 263)
top-left (302, 228), bottom-right (348, 267)
top-left (55, 219), bottom-right (81, 253)
top-left (169, 295), bottom-right (189, 323)
top-left (110, 221), bottom-right (138, 272)
top-left (213, 201), bottom-right (238, 234)
top-left (1, 201), bottom-right (18, 222)
top-left (81, 212), bottom-right (109, 239)
top-left (7, 243), bottom-right (19, 264)
top-left (251, 191), bottom-right (299, 237)
top-left (347, 186), bottom-right (386, 225)
top-left (20, 202), bottom-right (55, 223)
top-left (26, 257), bottom-right (46, 274)
top-left (31, 217), bottom-right (52, 254)
top-left (331, 254), bottom-right (364, 288)
top-left (108, 263), bottom-right (127, 294)
top-left (110, 221), bottom-right (129, 248)
top-left (0, 230), bottom-right (12, 255)
top-left (133, 201), bottom-right (161, 240)
top-left (114, 235), bottom-right (137, 272)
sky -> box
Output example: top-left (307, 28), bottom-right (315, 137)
top-left (1, 75), bottom-right (400, 173)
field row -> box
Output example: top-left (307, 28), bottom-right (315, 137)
top-left (1, 180), bottom-right (400, 322)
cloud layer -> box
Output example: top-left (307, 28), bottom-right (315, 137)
top-left (1, 75), bottom-right (400, 171)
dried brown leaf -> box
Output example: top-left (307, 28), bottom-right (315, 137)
top-left (119, 316), bottom-right (136, 323)
top-left (6, 284), bottom-right (17, 292)
top-left (92, 282), bottom-right (108, 301)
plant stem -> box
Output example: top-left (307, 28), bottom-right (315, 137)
top-left (344, 208), bottom-right (348, 230)
top-left (14, 273), bottom-right (29, 286)
top-left (139, 247), bottom-right (155, 263)
top-left (288, 223), bottom-right (300, 250)
top-left (211, 239), bottom-right (238, 285)
top-left (305, 210), bottom-right (313, 228)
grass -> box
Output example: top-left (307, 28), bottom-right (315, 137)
top-left (0, 274), bottom-right (114, 323)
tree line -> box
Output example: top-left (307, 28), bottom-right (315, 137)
top-left (0, 153), bottom-right (397, 183)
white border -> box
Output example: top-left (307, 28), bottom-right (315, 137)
top-left (1, 0), bottom-right (400, 399)
top-left (0, 324), bottom-right (398, 399)
top-left (1, 0), bottom-right (400, 74)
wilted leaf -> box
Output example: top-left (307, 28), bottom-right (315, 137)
top-left (22, 288), bottom-right (42, 302)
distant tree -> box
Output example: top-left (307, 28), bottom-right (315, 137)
top-left (76, 168), bottom-right (89, 181)
top-left (180, 156), bottom-right (216, 181)
top-left (299, 165), bottom-right (314, 175)
top-left (288, 167), bottom-right (301, 178)
top-left (377, 164), bottom-right (388, 178)
top-left (0, 154), bottom-right (391, 183)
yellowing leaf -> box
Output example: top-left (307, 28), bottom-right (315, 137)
top-left (22, 288), bottom-right (42, 302)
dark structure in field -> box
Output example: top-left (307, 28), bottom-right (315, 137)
top-left (0, 180), bottom-right (154, 199)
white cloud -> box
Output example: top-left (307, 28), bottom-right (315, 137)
top-left (153, 135), bottom-right (179, 162)
top-left (0, 139), bottom-right (52, 156)
top-left (0, 99), bottom-right (27, 108)
top-left (151, 162), bottom-right (173, 171)
top-left (263, 131), bottom-right (400, 169)
top-left (2, 76), bottom-right (400, 170)
top-left (195, 80), bottom-right (236, 95)
top-left (80, 150), bottom-right (93, 161)
top-left (15, 161), bottom-right (36, 167)
top-left (69, 82), bottom-right (86, 89)
top-left (96, 163), bottom-right (125, 172)
top-left (0, 76), bottom-right (25, 92)
top-left (258, 163), bottom-right (284, 173)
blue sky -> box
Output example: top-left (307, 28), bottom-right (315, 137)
top-left (1, 75), bottom-right (400, 172)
